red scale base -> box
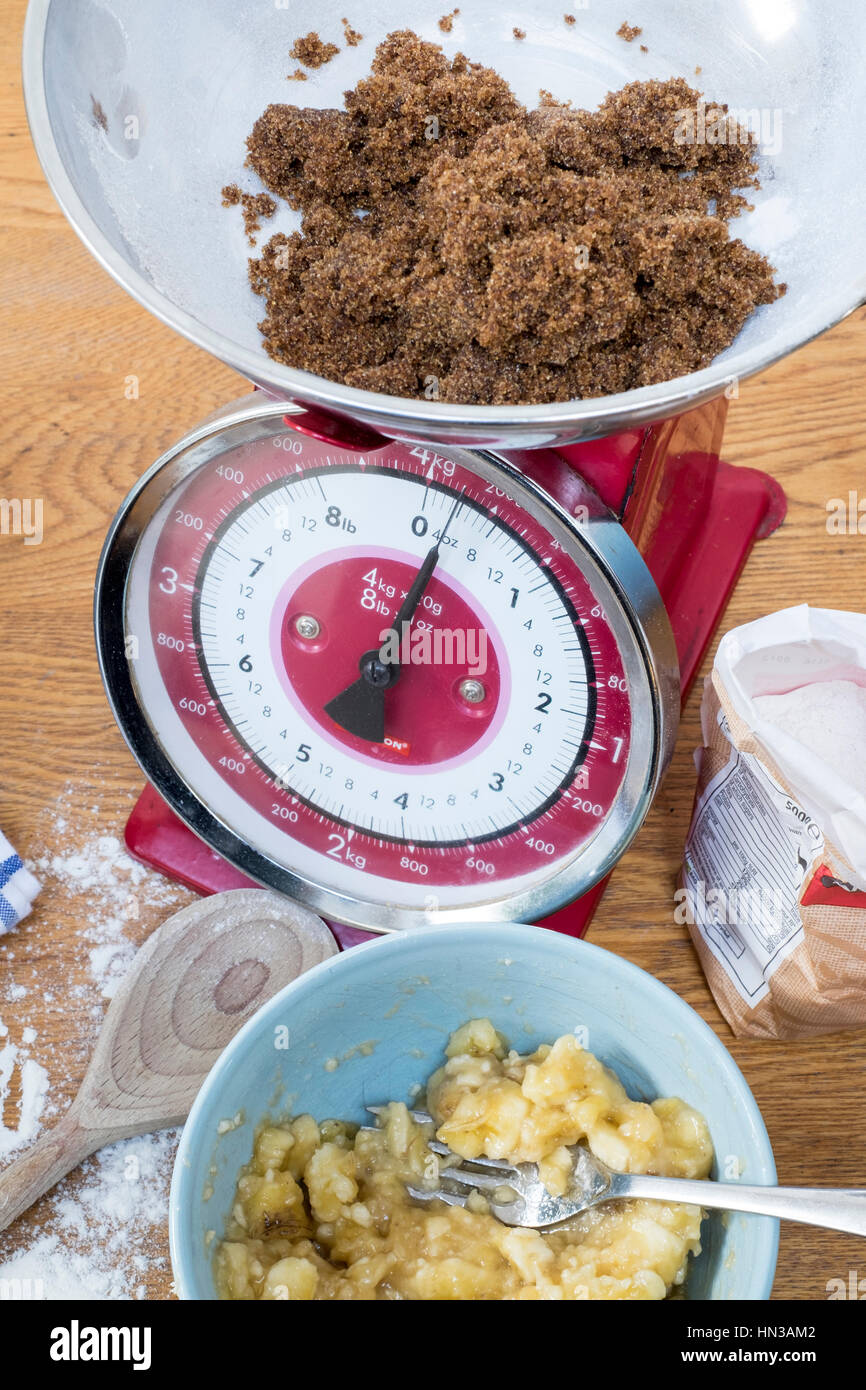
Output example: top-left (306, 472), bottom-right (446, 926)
top-left (124, 396), bottom-right (786, 951)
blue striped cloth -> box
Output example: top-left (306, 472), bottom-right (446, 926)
top-left (0, 832), bottom-right (40, 933)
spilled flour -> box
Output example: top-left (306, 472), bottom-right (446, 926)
top-left (0, 1018), bottom-right (49, 1158)
top-left (0, 1129), bottom-right (180, 1299)
top-left (29, 829), bottom-right (186, 1001)
top-left (0, 786), bottom-right (194, 1298)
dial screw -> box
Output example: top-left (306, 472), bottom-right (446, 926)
top-left (362, 653), bottom-right (394, 688)
top-left (294, 614), bottom-right (321, 641)
top-left (459, 677), bottom-right (486, 705)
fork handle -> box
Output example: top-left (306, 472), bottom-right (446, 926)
top-left (614, 1175), bottom-right (866, 1237)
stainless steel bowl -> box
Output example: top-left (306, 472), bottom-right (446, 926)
top-left (23, 0), bottom-right (866, 447)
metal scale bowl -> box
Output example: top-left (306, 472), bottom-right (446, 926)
top-left (22, 0), bottom-right (866, 939)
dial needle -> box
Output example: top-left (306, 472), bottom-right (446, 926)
top-left (324, 495), bottom-right (463, 742)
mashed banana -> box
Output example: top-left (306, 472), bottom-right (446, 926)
top-left (214, 1019), bottom-right (713, 1300)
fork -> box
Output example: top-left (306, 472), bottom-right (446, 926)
top-left (366, 1107), bottom-right (866, 1235)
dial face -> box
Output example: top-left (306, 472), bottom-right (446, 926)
top-left (122, 425), bottom-right (649, 920)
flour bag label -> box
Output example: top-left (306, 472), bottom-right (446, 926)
top-left (680, 606), bottom-right (866, 1039)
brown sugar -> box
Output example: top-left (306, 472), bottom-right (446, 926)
top-left (438, 10), bottom-right (460, 33)
top-left (222, 186), bottom-right (277, 244)
top-left (342, 19), bottom-right (363, 47)
top-left (239, 30), bottom-right (784, 404)
top-left (513, 28), bottom-right (526, 40)
top-left (287, 69), bottom-right (308, 82)
top-left (564, 14), bottom-right (576, 25)
top-left (539, 89), bottom-right (573, 108)
top-left (290, 33), bottom-right (340, 68)
top-left (617, 22), bottom-right (643, 42)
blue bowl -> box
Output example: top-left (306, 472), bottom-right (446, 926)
top-left (170, 924), bottom-right (778, 1299)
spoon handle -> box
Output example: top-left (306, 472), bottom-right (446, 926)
top-left (0, 1112), bottom-right (95, 1233)
top-left (617, 1174), bottom-right (866, 1237)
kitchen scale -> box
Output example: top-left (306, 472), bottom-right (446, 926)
top-left (22, 0), bottom-right (865, 943)
top-left (93, 393), bottom-right (783, 941)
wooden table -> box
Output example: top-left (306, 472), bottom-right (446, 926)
top-left (1, 0), bottom-right (864, 1301)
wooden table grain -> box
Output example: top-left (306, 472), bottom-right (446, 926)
top-left (1, 0), bottom-right (864, 1301)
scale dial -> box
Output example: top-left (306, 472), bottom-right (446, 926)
top-left (97, 401), bottom-right (677, 931)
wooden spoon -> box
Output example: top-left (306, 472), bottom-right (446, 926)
top-left (0, 889), bottom-right (337, 1232)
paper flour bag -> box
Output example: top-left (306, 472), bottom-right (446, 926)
top-left (679, 605), bottom-right (866, 1040)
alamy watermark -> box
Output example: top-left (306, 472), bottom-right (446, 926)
top-left (674, 100), bottom-right (783, 156)
top-left (50, 1322), bottom-right (151, 1371)
top-left (827, 1270), bottom-right (866, 1299)
top-left (378, 620), bottom-right (488, 677)
top-left (675, 880), bottom-right (788, 930)
top-left (0, 1277), bottom-right (45, 1300)
top-left (0, 497), bottom-right (43, 546)
top-left (826, 491), bottom-right (866, 535)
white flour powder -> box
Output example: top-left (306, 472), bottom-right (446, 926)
top-left (0, 1019), bottom-right (49, 1158)
top-left (29, 829), bottom-right (187, 1000)
top-left (754, 679), bottom-right (866, 785)
top-left (0, 1129), bottom-right (180, 1299)
top-left (0, 788), bottom-right (193, 1298)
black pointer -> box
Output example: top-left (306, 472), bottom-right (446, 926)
top-left (324, 495), bottom-right (463, 742)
